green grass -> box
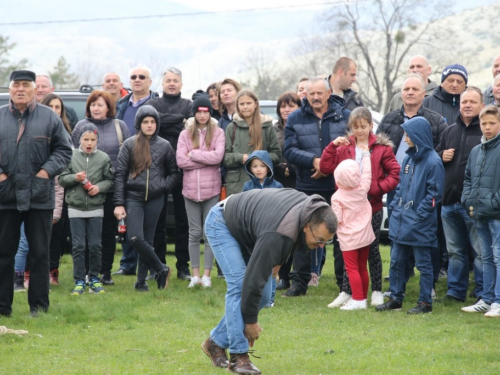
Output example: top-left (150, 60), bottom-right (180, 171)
top-left (1, 244), bottom-right (498, 375)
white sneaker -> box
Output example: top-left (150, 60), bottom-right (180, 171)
top-left (201, 275), bottom-right (212, 288)
top-left (371, 291), bottom-right (384, 306)
top-left (461, 299), bottom-right (491, 313)
top-left (308, 273), bottom-right (319, 287)
top-left (188, 276), bottom-right (201, 288)
top-left (484, 302), bottom-right (500, 318)
top-left (340, 299), bottom-right (367, 310)
top-left (327, 292), bottom-right (352, 308)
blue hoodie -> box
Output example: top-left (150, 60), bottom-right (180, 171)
top-left (389, 117), bottom-right (444, 247)
top-left (242, 150), bottom-right (284, 191)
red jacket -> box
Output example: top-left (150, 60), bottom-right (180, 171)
top-left (319, 133), bottom-right (400, 213)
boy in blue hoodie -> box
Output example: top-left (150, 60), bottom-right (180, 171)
top-left (376, 117), bottom-right (444, 314)
top-left (242, 150), bottom-right (283, 307)
top-left (242, 150), bottom-right (283, 191)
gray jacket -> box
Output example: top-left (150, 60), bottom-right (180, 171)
top-left (0, 100), bottom-right (72, 211)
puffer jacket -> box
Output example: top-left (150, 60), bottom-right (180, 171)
top-left (284, 96), bottom-right (349, 192)
top-left (59, 148), bottom-right (114, 211)
top-left (423, 86), bottom-right (461, 125)
top-left (376, 105), bottom-right (447, 152)
top-left (114, 106), bottom-right (181, 206)
top-left (0, 100), bottom-right (72, 211)
top-left (462, 133), bottom-right (500, 220)
top-left (273, 119), bottom-right (296, 188)
top-left (436, 115), bottom-right (482, 206)
top-left (72, 118), bottom-right (130, 168)
top-left (242, 150), bottom-right (284, 191)
top-left (146, 92), bottom-right (192, 151)
top-left (176, 117), bottom-right (225, 202)
top-left (223, 114), bottom-right (281, 195)
top-left (319, 133), bottom-right (400, 213)
top-left (331, 155), bottom-right (375, 251)
top-left (389, 117), bottom-right (444, 247)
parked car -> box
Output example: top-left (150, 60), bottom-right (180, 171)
top-left (259, 100), bottom-right (278, 120)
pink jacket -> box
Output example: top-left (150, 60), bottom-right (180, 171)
top-left (331, 152), bottom-right (375, 251)
top-left (176, 118), bottom-right (225, 202)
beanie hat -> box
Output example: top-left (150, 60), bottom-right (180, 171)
top-left (79, 123), bottom-right (99, 142)
top-left (191, 92), bottom-right (212, 116)
top-left (441, 64), bottom-right (468, 84)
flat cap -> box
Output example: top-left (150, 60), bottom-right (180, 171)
top-left (10, 70), bottom-right (36, 82)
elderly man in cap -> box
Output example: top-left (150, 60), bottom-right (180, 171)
top-left (0, 70), bottom-right (72, 317)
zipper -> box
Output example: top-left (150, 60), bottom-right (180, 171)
top-left (145, 168), bottom-right (149, 201)
top-left (197, 168), bottom-right (201, 202)
top-left (85, 156), bottom-right (89, 210)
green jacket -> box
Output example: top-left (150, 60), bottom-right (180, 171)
top-left (59, 148), bottom-right (114, 211)
top-left (223, 114), bottom-right (281, 195)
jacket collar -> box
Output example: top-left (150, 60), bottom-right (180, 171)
top-left (9, 97), bottom-right (37, 117)
top-left (161, 92), bottom-right (182, 104)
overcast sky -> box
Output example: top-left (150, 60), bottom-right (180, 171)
top-left (1, 0), bottom-right (496, 97)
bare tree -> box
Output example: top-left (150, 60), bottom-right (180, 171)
top-left (319, 0), bottom-right (453, 113)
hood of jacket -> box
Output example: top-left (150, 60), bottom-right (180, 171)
top-left (298, 194), bottom-right (334, 230)
top-left (232, 113), bottom-right (274, 128)
top-left (134, 105), bottom-right (160, 138)
top-left (244, 150), bottom-right (274, 180)
top-left (334, 159), bottom-right (360, 190)
top-left (401, 116), bottom-right (434, 162)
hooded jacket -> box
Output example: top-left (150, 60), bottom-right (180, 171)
top-left (114, 105), bottom-right (180, 206)
top-left (462, 132), bottom-right (500, 220)
top-left (222, 188), bottom-right (335, 324)
top-left (176, 117), bottom-right (225, 202)
top-left (223, 114), bottom-right (281, 195)
top-left (436, 115), bottom-right (483, 206)
top-left (376, 105), bottom-right (447, 152)
top-left (423, 86), bottom-right (461, 125)
top-left (146, 92), bottom-right (193, 151)
top-left (0, 100), bottom-right (72, 211)
top-left (389, 117), bottom-right (444, 247)
top-left (284, 96), bottom-right (349, 192)
top-left (319, 133), bottom-right (400, 213)
top-left (331, 155), bottom-right (375, 251)
top-left (242, 150), bottom-right (284, 191)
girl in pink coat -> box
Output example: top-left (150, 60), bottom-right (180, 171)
top-left (331, 146), bottom-right (375, 310)
top-left (176, 93), bottom-right (225, 288)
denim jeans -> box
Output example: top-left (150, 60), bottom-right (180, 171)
top-left (310, 247), bottom-right (323, 275)
top-left (441, 204), bottom-right (482, 300)
top-left (389, 243), bottom-right (433, 304)
top-left (14, 222), bottom-right (29, 272)
top-left (70, 217), bottom-right (103, 282)
top-left (205, 206), bottom-right (272, 354)
top-left (475, 219), bottom-right (500, 305)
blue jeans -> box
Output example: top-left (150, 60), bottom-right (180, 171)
top-left (205, 206), bottom-right (272, 354)
top-left (389, 243), bottom-right (433, 304)
top-left (14, 222), bottom-right (29, 272)
top-left (441, 204), bottom-right (482, 300)
top-left (310, 247), bottom-right (323, 275)
top-left (475, 219), bottom-right (500, 305)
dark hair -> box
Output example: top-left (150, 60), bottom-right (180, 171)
top-left (131, 124), bottom-right (153, 180)
top-left (460, 86), bottom-right (484, 104)
top-left (309, 206), bottom-right (338, 234)
top-left (217, 78), bottom-right (242, 113)
top-left (276, 92), bottom-right (302, 121)
top-left (41, 93), bottom-right (72, 134)
top-left (85, 90), bottom-right (116, 119)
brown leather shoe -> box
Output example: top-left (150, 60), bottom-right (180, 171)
top-left (227, 353), bottom-right (261, 374)
top-left (201, 337), bottom-right (228, 368)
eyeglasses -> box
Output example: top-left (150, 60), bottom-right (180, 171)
top-left (130, 74), bottom-right (149, 80)
top-left (309, 225), bottom-right (334, 245)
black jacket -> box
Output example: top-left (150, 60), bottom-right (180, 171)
top-left (423, 86), bottom-right (461, 125)
top-left (326, 75), bottom-right (364, 111)
top-left (114, 106), bottom-right (180, 206)
top-left (146, 93), bottom-right (192, 151)
top-left (436, 115), bottom-right (482, 206)
top-left (376, 105), bottom-right (447, 152)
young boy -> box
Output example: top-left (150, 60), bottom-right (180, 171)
top-left (376, 117), bottom-right (444, 314)
top-left (59, 124), bottom-right (114, 295)
top-left (461, 105), bottom-right (500, 317)
top-left (243, 150), bottom-right (283, 191)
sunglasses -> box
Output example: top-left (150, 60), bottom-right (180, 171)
top-left (130, 74), bottom-right (149, 80)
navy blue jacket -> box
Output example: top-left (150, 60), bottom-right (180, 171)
top-left (284, 97), bottom-right (349, 192)
top-left (242, 150), bottom-right (284, 191)
top-left (116, 91), bottom-right (159, 122)
top-left (389, 117), bottom-right (444, 247)
top-left (462, 133), bottom-right (500, 220)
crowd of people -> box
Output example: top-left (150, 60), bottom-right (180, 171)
top-left (2, 52), bottom-right (500, 374)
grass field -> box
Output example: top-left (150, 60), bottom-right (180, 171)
top-left (1, 244), bottom-right (498, 375)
